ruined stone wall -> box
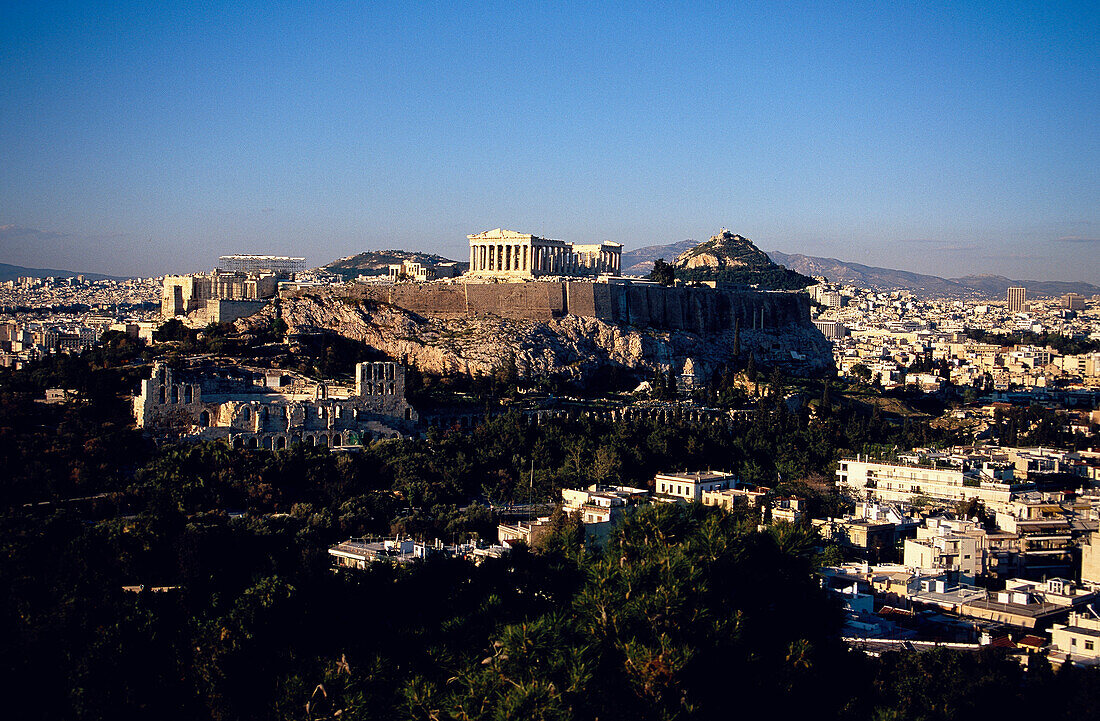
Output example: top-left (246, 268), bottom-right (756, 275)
top-left (135, 361), bottom-right (419, 445)
top-left (305, 282), bottom-right (812, 333)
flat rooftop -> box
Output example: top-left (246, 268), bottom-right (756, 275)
top-left (656, 471), bottom-right (735, 482)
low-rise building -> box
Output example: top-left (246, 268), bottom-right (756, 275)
top-left (329, 538), bottom-right (507, 569)
top-left (1050, 611), bottom-right (1100, 666)
top-left (561, 484), bottom-right (648, 545)
top-left (771, 496), bottom-right (806, 524)
top-left (497, 517), bottom-right (554, 547)
top-left (960, 578), bottom-right (1098, 630)
top-left (654, 470), bottom-right (735, 503)
top-left (700, 484), bottom-right (768, 511)
top-left (813, 517), bottom-right (898, 564)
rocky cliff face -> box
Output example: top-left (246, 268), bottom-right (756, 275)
top-left (238, 289), bottom-right (833, 384)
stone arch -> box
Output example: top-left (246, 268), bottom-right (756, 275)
top-left (275, 436), bottom-right (287, 450)
top-left (184, 386), bottom-right (193, 404)
top-left (305, 435), bottom-right (315, 446)
top-left (241, 406), bottom-right (251, 422)
top-left (262, 436), bottom-right (273, 450)
top-left (232, 437), bottom-right (243, 449)
top-left (198, 410), bottom-right (210, 427)
top-left (317, 435), bottom-right (327, 447)
top-left (246, 437), bottom-right (258, 449)
top-left (170, 386), bottom-right (179, 403)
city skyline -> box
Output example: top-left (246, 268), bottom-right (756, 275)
top-left (2, 2), bottom-right (1097, 281)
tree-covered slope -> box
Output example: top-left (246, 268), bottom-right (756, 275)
top-left (324, 250), bottom-right (467, 279)
top-left (673, 230), bottom-right (814, 289)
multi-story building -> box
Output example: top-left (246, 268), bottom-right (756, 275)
top-left (1007, 286), bottom-right (1027, 313)
top-left (903, 517), bottom-right (987, 581)
top-left (993, 498), bottom-right (1076, 579)
top-left (1082, 529), bottom-right (1100, 585)
top-left (467, 228), bottom-right (622, 278)
top-left (1061, 293), bottom-right (1086, 311)
top-left (836, 455), bottom-right (1026, 511)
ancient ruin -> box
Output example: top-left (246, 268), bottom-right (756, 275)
top-left (467, 228), bottom-right (622, 278)
top-left (134, 359), bottom-right (418, 447)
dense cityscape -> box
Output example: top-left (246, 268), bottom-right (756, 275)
top-left (4, 3), bottom-right (1097, 720)
top-left (2, 231), bottom-right (1100, 719)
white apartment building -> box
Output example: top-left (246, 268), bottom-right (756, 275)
top-left (837, 456), bottom-right (1025, 511)
top-left (655, 471), bottom-right (735, 503)
top-left (1050, 611), bottom-right (1100, 666)
top-left (903, 517), bottom-right (987, 581)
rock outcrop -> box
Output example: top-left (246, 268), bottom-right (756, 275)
top-left (237, 287), bottom-right (834, 385)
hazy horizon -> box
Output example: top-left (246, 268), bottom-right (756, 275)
top-left (2, 3), bottom-right (1097, 281)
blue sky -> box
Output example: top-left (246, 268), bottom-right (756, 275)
top-left (1, 1), bottom-right (1097, 280)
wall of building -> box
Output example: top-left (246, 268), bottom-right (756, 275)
top-left (321, 282), bottom-right (813, 335)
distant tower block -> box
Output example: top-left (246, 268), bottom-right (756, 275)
top-left (1007, 286), bottom-right (1027, 313)
top-left (218, 255), bottom-right (305, 279)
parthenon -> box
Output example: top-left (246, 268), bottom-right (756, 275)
top-left (467, 228), bottom-right (622, 278)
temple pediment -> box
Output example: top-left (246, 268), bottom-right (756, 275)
top-left (467, 228), bottom-right (533, 241)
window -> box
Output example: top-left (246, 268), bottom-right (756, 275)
top-left (1071, 638), bottom-right (1077, 647)
top-left (1087, 641), bottom-right (1095, 651)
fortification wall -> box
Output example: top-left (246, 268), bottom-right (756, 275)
top-left (312, 282), bottom-right (813, 334)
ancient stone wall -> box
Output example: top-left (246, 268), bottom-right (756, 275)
top-left (306, 282), bottom-right (812, 334)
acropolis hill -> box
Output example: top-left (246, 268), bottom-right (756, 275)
top-left (238, 283), bottom-right (832, 386)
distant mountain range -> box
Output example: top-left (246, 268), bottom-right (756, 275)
top-left (0, 262), bottom-right (129, 282)
top-left (622, 243), bottom-right (1100, 298)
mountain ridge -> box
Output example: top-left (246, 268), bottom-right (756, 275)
top-left (0, 262), bottom-right (130, 282)
top-left (620, 243), bottom-right (1099, 298)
